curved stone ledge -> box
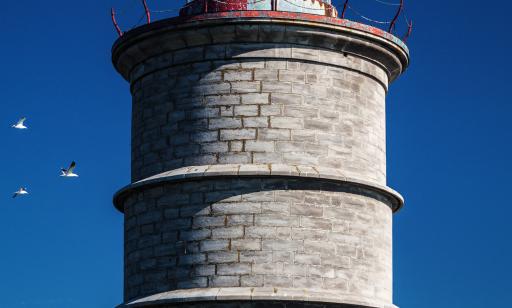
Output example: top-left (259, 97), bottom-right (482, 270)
top-left (112, 12), bottom-right (409, 84)
top-left (113, 164), bottom-right (404, 213)
top-left (119, 287), bottom-right (398, 308)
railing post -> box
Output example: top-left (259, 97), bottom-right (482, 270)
top-left (271, 0), bottom-right (277, 11)
top-left (341, 0), bottom-right (349, 19)
top-left (111, 8), bottom-right (123, 37)
top-left (142, 0), bottom-right (151, 24)
top-left (403, 19), bottom-right (413, 42)
top-left (388, 0), bottom-right (404, 33)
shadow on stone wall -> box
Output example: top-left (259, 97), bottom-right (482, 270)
top-left (124, 177), bottom-right (393, 303)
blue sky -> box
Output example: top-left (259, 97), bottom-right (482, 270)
top-left (0, 0), bottom-right (510, 307)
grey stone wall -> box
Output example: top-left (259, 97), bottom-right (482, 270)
top-left (126, 300), bottom-right (374, 308)
top-left (131, 57), bottom-right (387, 185)
top-left (123, 178), bottom-right (392, 305)
top-left (112, 15), bottom-right (408, 308)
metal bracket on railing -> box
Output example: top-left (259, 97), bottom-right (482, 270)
top-left (403, 19), bottom-right (413, 42)
top-left (111, 8), bottom-right (123, 37)
top-left (142, 0), bottom-right (151, 24)
top-left (388, 0), bottom-right (404, 33)
top-left (271, 0), bottom-right (277, 11)
top-left (341, 0), bottom-right (349, 19)
top-left (203, 0), bottom-right (209, 14)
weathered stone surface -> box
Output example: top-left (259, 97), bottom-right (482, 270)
top-left (125, 36), bottom-right (389, 186)
top-left (113, 13), bottom-right (408, 308)
top-left (122, 289), bottom-right (399, 307)
top-left (121, 178), bottom-right (394, 303)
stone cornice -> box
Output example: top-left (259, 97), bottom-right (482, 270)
top-left (118, 287), bottom-right (399, 308)
top-left (113, 164), bottom-right (404, 214)
top-left (112, 12), bottom-right (409, 84)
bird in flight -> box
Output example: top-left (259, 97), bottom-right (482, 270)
top-left (12, 117), bottom-right (28, 130)
top-left (61, 161), bottom-right (79, 177)
top-left (13, 187), bottom-right (29, 198)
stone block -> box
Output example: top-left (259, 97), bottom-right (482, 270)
top-left (300, 217), bottom-right (332, 230)
top-left (220, 129), bottom-right (257, 141)
top-left (179, 254), bottom-right (206, 265)
top-left (294, 253), bottom-right (321, 265)
top-left (209, 118), bottom-right (242, 130)
top-left (177, 277), bottom-right (208, 289)
top-left (227, 215), bottom-right (254, 226)
top-left (193, 216), bottom-right (225, 228)
top-left (254, 69), bottom-right (278, 81)
top-left (245, 226), bottom-right (277, 239)
top-left (211, 276), bottom-right (240, 287)
top-left (243, 117), bottom-right (268, 128)
top-left (241, 275), bottom-right (264, 287)
top-left (262, 240), bottom-right (303, 252)
top-left (200, 142), bottom-right (229, 154)
top-left (234, 105), bottom-right (259, 117)
top-left (212, 226), bottom-right (244, 239)
top-left (224, 70), bottom-right (253, 81)
top-left (260, 105), bottom-right (282, 116)
top-left (258, 129), bottom-right (290, 141)
top-left (231, 239), bottom-right (262, 251)
top-left (253, 263), bottom-right (284, 275)
top-left (262, 81), bottom-right (292, 93)
top-left (240, 251), bottom-right (272, 263)
top-left (231, 81), bottom-right (261, 94)
top-left (291, 203), bottom-right (323, 217)
top-left (279, 70), bottom-right (306, 83)
top-left (241, 93), bottom-right (269, 105)
top-left (217, 263), bottom-right (252, 275)
top-left (205, 95), bottom-right (240, 106)
top-left (218, 153), bottom-right (251, 164)
top-left (194, 264), bottom-right (216, 276)
top-left (255, 215), bottom-right (298, 227)
top-left (212, 202), bottom-right (261, 215)
top-left (208, 252), bottom-right (239, 264)
top-left (180, 229), bottom-right (211, 241)
top-left (245, 140), bottom-right (274, 152)
top-left (200, 240), bottom-right (230, 252)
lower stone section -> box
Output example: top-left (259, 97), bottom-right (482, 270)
top-left (132, 302), bottom-right (373, 308)
top-left (122, 177), bottom-right (394, 306)
top-left (120, 288), bottom-right (398, 308)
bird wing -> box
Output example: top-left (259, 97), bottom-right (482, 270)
top-left (68, 161), bottom-right (76, 173)
top-left (12, 192), bottom-right (18, 198)
top-left (17, 117), bottom-right (26, 125)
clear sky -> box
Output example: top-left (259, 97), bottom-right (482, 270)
top-left (0, 0), bottom-right (510, 307)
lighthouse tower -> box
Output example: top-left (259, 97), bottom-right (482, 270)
top-left (112, 1), bottom-right (409, 307)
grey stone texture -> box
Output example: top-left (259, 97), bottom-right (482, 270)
top-left (120, 288), bottom-right (398, 308)
top-left (122, 178), bottom-right (393, 307)
top-left (112, 14), bottom-right (408, 308)
top-left (129, 56), bottom-right (388, 184)
top-left (123, 298), bottom-right (391, 308)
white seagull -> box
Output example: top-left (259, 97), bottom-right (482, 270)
top-left (61, 161), bottom-right (79, 177)
top-left (12, 117), bottom-right (28, 129)
top-left (13, 187), bottom-right (29, 198)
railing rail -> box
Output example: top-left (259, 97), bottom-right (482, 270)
top-left (110, 0), bottom-right (412, 42)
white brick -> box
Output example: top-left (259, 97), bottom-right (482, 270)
top-left (220, 129), bottom-right (256, 140)
top-left (245, 141), bottom-right (274, 152)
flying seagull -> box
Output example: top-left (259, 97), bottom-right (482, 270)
top-left (12, 117), bottom-right (28, 129)
top-left (13, 187), bottom-right (28, 198)
top-left (61, 161), bottom-right (79, 177)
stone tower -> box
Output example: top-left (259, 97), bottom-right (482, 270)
top-left (112, 1), bottom-right (409, 307)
